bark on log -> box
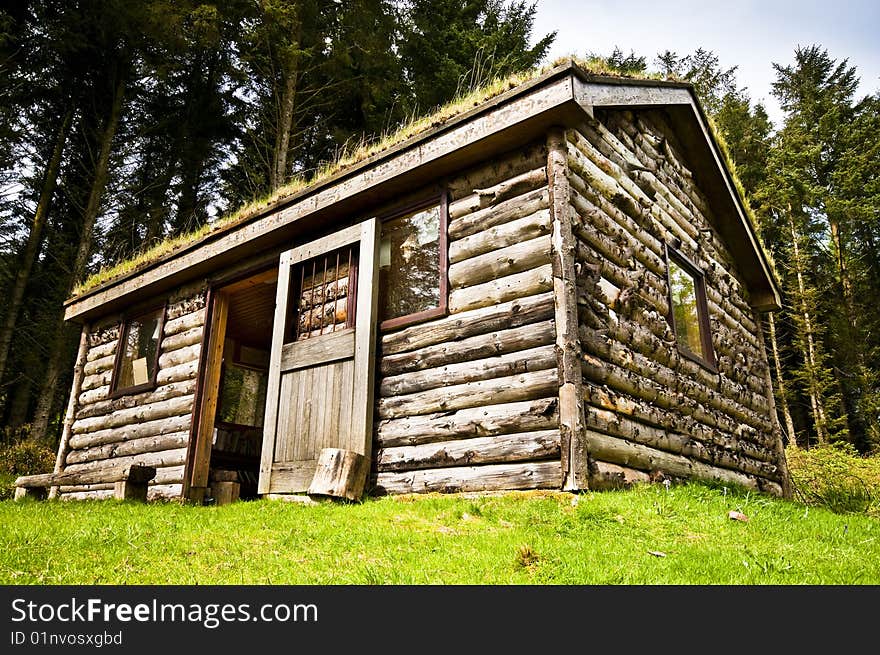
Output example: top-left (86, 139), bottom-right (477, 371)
top-left (448, 188), bottom-right (549, 240)
top-left (448, 263), bottom-right (553, 314)
top-left (163, 308), bottom-right (206, 337)
top-left (377, 368), bottom-right (559, 419)
top-left (161, 326), bottom-right (203, 353)
top-left (72, 395), bottom-right (194, 435)
top-left (68, 414), bottom-right (193, 449)
top-left (61, 447), bottom-right (188, 476)
top-left (373, 461), bottom-right (561, 495)
top-left (381, 319), bottom-right (555, 376)
top-left (589, 460), bottom-right (652, 490)
top-left (380, 344), bottom-right (556, 397)
top-left (65, 430), bottom-right (190, 465)
top-left (84, 354), bottom-right (116, 377)
top-left (449, 208), bottom-right (551, 264)
top-left (158, 344), bottom-right (201, 369)
top-left (165, 293), bottom-right (206, 321)
top-left (157, 360), bottom-right (200, 386)
top-left (381, 292), bottom-right (554, 355)
top-left (147, 483), bottom-right (183, 500)
top-left (449, 235), bottom-right (551, 290)
top-left (76, 379), bottom-right (196, 420)
top-left (86, 340), bottom-right (116, 363)
top-left (81, 371), bottom-right (112, 393)
top-left (376, 429), bottom-right (560, 472)
top-left (584, 429), bottom-right (783, 496)
top-left (376, 397), bottom-right (558, 447)
top-left (473, 166), bottom-right (547, 208)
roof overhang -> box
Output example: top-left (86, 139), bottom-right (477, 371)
top-left (64, 60), bottom-right (780, 323)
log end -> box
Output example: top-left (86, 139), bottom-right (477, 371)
top-left (308, 448), bottom-right (368, 502)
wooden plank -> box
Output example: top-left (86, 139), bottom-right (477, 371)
top-left (374, 461), bottom-right (561, 495)
top-left (268, 460), bottom-right (317, 494)
top-left (50, 323), bottom-right (90, 499)
top-left (548, 128), bottom-right (589, 491)
top-left (350, 217), bottom-right (380, 456)
top-left (188, 291), bottom-right (229, 494)
top-left (280, 329), bottom-right (354, 372)
top-left (258, 251), bottom-right (293, 494)
top-left (289, 223), bottom-right (362, 265)
top-left (274, 372), bottom-right (296, 463)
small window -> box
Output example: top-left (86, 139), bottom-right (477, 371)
top-left (111, 308), bottom-right (164, 395)
top-left (378, 195), bottom-right (448, 330)
top-left (666, 247), bottom-right (715, 368)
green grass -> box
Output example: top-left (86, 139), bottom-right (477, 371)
top-left (2, 482), bottom-right (878, 584)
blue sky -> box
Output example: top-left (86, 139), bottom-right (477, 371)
top-left (531, 0), bottom-right (880, 127)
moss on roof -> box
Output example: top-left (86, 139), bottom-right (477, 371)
top-left (69, 57), bottom-right (686, 299)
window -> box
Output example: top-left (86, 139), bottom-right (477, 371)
top-left (666, 247), bottom-right (715, 368)
top-left (378, 194), bottom-right (448, 330)
top-left (111, 308), bottom-right (164, 396)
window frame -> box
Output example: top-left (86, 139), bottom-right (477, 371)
top-left (109, 304), bottom-right (166, 398)
top-left (664, 245), bottom-right (716, 372)
top-left (378, 190), bottom-right (449, 332)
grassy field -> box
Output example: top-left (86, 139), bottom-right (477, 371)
top-left (2, 481), bottom-right (878, 585)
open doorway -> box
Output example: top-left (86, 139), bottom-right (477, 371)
top-left (193, 267), bottom-right (277, 501)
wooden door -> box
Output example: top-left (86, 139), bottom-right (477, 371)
top-left (258, 218), bottom-right (380, 495)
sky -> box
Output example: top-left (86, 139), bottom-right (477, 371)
top-left (530, 0), bottom-right (880, 127)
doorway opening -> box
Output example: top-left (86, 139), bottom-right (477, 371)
top-left (200, 268), bottom-right (277, 501)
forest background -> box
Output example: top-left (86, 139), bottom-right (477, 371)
top-left (0, 0), bottom-right (877, 460)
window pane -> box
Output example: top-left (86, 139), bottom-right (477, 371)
top-left (117, 314), bottom-right (161, 389)
top-left (218, 364), bottom-right (268, 428)
top-left (379, 204), bottom-right (441, 322)
top-left (668, 259), bottom-right (704, 358)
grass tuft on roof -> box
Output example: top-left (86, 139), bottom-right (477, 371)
top-left (71, 57), bottom-right (681, 298)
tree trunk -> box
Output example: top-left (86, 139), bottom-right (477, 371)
top-left (767, 312), bottom-right (797, 446)
top-left (0, 108), bottom-right (72, 388)
top-left (29, 78), bottom-right (126, 444)
top-left (270, 16), bottom-right (301, 192)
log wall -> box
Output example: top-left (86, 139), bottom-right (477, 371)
top-left (570, 109), bottom-right (785, 495)
top-left (372, 142), bottom-right (563, 494)
top-left (59, 282), bottom-right (208, 501)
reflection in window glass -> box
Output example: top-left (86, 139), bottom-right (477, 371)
top-left (668, 258), bottom-right (704, 358)
top-left (379, 204), bottom-right (441, 322)
top-left (218, 364), bottom-right (268, 428)
top-left (116, 313), bottom-right (161, 390)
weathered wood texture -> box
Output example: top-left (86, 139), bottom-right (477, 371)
top-left (58, 287), bottom-right (208, 500)
top-left (571, 109), bottom-right (787, 495)
top-left (374, 143), bottom-right (563, 495)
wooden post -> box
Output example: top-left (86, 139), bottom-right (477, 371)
top-left (308, 447), bottom-right (367, 501)
top-left (547, 127), bottom-right (590, 490)
top-left (188, 291), bottom-right (229, 503)
top-left (49, 323), bottom-right (90, 499)
top-left (258, 251), bottom-right (293, 495)
top-left (211, 481), bottom-right (241, 505)
top-left (753, 310), bottom-right (793, 499)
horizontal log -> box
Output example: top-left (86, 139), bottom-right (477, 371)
top-left (65, 430), bottom-right (190, 465)
top-left (158, 344), bottom-right (201, 369)
top-left (589, 459), bottom-right (652, 490)
top-left (448, 187), bottom-right (549, 240)
top-left (72, 395), bottom-right (194, 435)
top-left (16, 464), bottom-right (156, 488)
top-left (584, 404), bottom-right (780, 480)
top-left (584, 429), bottom-right (783, 496)
top-left (380, 344), bottom-right (556, 397)
top-left (165, 293), bottom-right (206, 321)
top-left (60, 489), bottom-right (114, 501)
top-left (377, 368), bottom-right (558, 419)
top-left (373, 461), bottom-right (561, 495)
top-left (147, 484), bottom-right (183, 500)
top-left (448, 263), bottom-right (554, 314)
top-left (376, 397), bottom-right (559, 447)
top-left (450, 208), bottom-right (551, 264)
top-left (62, 447), bottom-right (188, 476)
top-left (78, 385), bottom-right (110, 407)
top-left (473, 166), bottom-right (547, 207)
top-left (381, 291), bottom-right (554, 356)
top-left (449, 235), bottom-right (551, 291)
top-left (68, 414), bottom-right (193, 450)
top-left (86, 340), bottom-right (116, 363)
top-left (76, 379), bottom-right (197, 420)
top-left (157, 359), bottom-right (200, 386)
top-left (58, 465), bottom-right (184, 492)
top-left (447, 141), bottom-right (545, 203)
top-left (161, 326), bottom-right (203, 353)
top-left (583, 382), bottom-right (776, 463)
top-left (81, 370), bottom-right (112, 392)
top-left (84, 354), bottom-right (116, 377)
top-left (376, 429), bottom-right (560, 472)
top-left (381, 319), bottom-right (555, 377)
top-left (163, 308), bottom-right (206, 337)
top-left (87, 325), bottom-right (119, 348)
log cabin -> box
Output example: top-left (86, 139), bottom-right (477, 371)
top-left (51, 59), bottom-right (791, 503)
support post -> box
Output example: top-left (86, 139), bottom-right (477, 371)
top-left (547, 127), bottom-right (590, 491)
top-left (50, 323), bottom-right (90, 499)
